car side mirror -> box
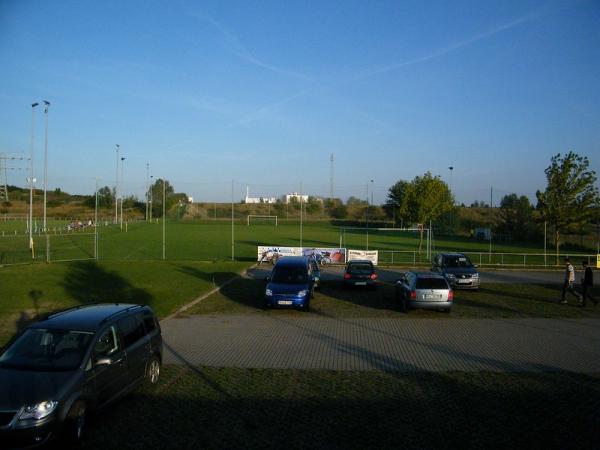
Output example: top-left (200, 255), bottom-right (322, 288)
top-left (95, 357), bottom-right (113, 366)
top-left (473, 264), bottom-right (478, 268)
top-left (265, 276), bottom-right (271, 282)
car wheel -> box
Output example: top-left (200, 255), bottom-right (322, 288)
top-left (147, 356), bottom-right (161, 385)
top-left (64, 400), bottom-right (86, 443)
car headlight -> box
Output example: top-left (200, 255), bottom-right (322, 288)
top-left (297, 290), bottom-right (308, 296)
top-left (445, 273), bottom-right (456, 279)
top-left (471, 273), bottom-right (479, 278)
top-left (19, 401), bottom-right (58, 420)
top-left (265, 288), bottom-right (273, 296)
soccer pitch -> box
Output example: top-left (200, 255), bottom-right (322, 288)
top-left (0, 219), bottom-right (556, 265)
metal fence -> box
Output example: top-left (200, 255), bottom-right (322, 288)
top-left (378, 250), bottom-right (596, 268)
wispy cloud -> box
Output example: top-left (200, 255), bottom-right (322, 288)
top-left (352, 9), bottom-right (548, 80)
top-left (227, 90), bottom-right (307, 127)
top-left (186, 10), bottom-right (311, 80)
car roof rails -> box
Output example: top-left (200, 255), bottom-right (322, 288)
top-left (40, 304), bottom-right (93, 321)
top-left (99, 304), bottom-right (144, 325)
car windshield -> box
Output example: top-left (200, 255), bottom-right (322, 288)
top-left (272, 266), bottom-right (308, 284)
top-left (0, 328), bottom-right (94, 371)
top-left (416, 278), bottom-right (449, 290)
top-left (348, 264), bottom-right (373, 275)
top-left (443, 256), bottom-right (473, 268)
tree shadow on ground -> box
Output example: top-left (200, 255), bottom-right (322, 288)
top-left (174, 264), bottom-right (241, 287)
top-left (78, 366), bottom-right (600, 450)
top-left (60, 261), bottom-right (153, 306)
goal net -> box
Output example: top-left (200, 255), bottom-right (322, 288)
top-left (247, 215), bottom-right (278, 226)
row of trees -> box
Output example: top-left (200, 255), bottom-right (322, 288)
top-left (384, 152), bottom-right (600, 260)
top-left (85, 179), bottom-right (187, 218)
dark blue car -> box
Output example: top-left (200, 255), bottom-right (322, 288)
top-left (264, 257), bottom-right (318, 310)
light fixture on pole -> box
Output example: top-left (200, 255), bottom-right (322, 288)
top-left (29, 102), bottom-right (39, 257)
top-left (145, 163), bottom-right (149, 221)
top-left (42, 101), bottom-right (50, 232)
top-left (120, 156), bottom-right (125, 229)
top-left (115, 144), bottom-right (119, 224)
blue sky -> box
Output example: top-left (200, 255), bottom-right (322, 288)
top-left (0, 0), bottom-right (599, 204)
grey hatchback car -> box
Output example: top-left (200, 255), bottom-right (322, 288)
top-left (0, 304), bottom-right (162, 448)
top-left (395, 272), bottom-right (454, 313)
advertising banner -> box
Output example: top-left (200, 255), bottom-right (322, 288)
top-left (257, 246), bottom-right (346, 264)
top-left (347, 249), bottom-right (379, 265)
top-left (302, 247), bottom-right (346, 265)
top-left (257, 246), bottom-right (302, 264)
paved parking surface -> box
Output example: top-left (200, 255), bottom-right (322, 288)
top-left (162, 315), bottom-right (600, 372)
top-left (249, 265), bottom-right (566, 285)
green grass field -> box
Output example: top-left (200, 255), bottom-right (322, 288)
top-left (1, 219), bottom-right (593, 266)
top-left (0, 260), bottom-right (249, 347)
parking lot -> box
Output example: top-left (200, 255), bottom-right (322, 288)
top-left (162, 264), bottom-right (600, 373)
top-left (249, 264), bottom-right (566, 284)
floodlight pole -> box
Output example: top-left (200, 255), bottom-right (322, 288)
top-left (145, 163), bottom-right (149, 221)
top-left (29, 102), bottom-right (39, 257)
top-left (149, 175), bottom-right (154, 221)
top-left (95, 177), bottom-right (99, 260)
top-left (300, 182), bottom-right (303, 248)
top-left (115, 144), bottom-right (119, 224)
top-left (162, 179), bottom-right (166, 260)
top-left (42, 101), bottom-right (50, 231)
top-left (120, 157), bottom-right (126, 229)
top-left (231, 180), bottom-right (235, 260)
top-left (489, 186), bottom-right (493, 262)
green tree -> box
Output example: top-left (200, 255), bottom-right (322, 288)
top-left (497, 194), bottom-right (535, 241)
top-left (536, 152), bottom-right (599, 263)
top-left (384, 180), bottom-right (410, 225)
top-left (392, 172), bottom-right (454, 251)
top-left (149, 179), bottom-right (176, 217)
top-left (84, 186), bottom-right (114, 209)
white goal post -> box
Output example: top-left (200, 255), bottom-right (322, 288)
top-left (247, 215), bottom-right (278, 226)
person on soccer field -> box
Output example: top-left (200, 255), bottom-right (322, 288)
top-left (580, 261), bottom-right (597, 307)
top-left (561, 257), bottom-right (582, 304)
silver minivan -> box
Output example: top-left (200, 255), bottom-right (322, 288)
top-left (395, 272), bottom-right (453, 313)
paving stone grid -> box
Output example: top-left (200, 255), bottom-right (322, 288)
top-left (162, 316), bottom-right (600, 372)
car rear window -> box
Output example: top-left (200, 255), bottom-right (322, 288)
top-left (416, 278), bottom-right (449, 289)
top-left (347, 264), bottom-right (373, 275)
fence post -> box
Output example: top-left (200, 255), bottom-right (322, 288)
top-left (523, 254), bottom-right (526, 267)
top-left (46, 234), bottom-right (50, 263)
top-left (479, 252), bottom-right (482, 266)
top-left (413, 251), bottom-right (416, 266)
top-left (501, 253), bottom-right (504, 266)
top-left (391, 251), bottom-right (394, 265)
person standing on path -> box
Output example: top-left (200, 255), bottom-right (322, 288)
top-left (580, 261), bottom-right (597, 306)
top-left (561, 257), bottom-right (582, 304)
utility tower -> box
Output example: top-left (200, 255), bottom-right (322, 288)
top-left (0, 153), bottom-right (30, 202)
top-left (329, 153), bottom-right (334, 201)
top-left (0, 153), bottom-right (8, 201)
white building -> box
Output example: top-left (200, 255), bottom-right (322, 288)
top-left (285, 192), bottom-right (309, 204)
top-left (245, 187), bottom-right (276, 204)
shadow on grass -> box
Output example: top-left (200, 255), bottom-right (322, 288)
top-left (174, 264), bottom-right (241, 287)
top-left (60, 260), bottom-right (154, 306)
top-left (78, 366), bottom-right (600, 450)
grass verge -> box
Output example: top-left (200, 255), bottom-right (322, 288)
top-left (0, 260), bottom-right (251, 346)
top-left (81, 365), bottom-right (600, 449)
top-left (187, 278), bottom-right (600, 319)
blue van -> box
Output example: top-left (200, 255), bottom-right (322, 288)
top-left (264, 256), bottom-right (319, 310)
